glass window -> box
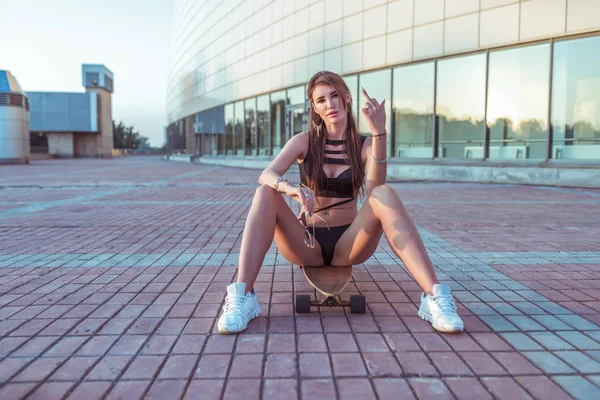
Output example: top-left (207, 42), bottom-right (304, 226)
top-left (287, 85), bottom-right (306, 105)
top-left (287, 85), bottom-right (307, 139)
top-left (551, 36), bottom-right (600, 160)
top-left (358, 70), bottom-right (392, 155)
top-left (257, 95), bottom-right (270, 155)
top-left (235, 101), bottom-right (244, 155)
top-left (344, 75), bottom-right (359, 119)
top-left (487, 44), bottom-right (550, 160)
top-left (245, 98), bottom-right (256, 155)
top-left (224, 104), bottom-right (234, 155)
top-left (271, 90), bottom-right (286, 155)
top-left (437, 54), bottom-right (487, 159)
top-left (393, 62), bottom-right (434, 158)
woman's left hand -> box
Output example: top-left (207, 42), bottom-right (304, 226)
top-left (361, 87), bottom-right (386, 135)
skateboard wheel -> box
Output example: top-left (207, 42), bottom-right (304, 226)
top-left (350, 295), bottom-right (366, 314)
top-left (295, 294), bottom-right (311, 313)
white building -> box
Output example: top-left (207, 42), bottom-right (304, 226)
top-left (166, 0), bottom-right (600, 187)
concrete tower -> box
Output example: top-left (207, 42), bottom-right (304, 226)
top-left (0, 70), bottom-right (30, 164)
top-left (81, 64), bottom-right (114, 158)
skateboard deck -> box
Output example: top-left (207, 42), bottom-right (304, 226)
top-left (301, 265), bottom-right (352, 297)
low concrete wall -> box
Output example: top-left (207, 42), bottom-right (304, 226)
top-left (178, 156), bottom-right (600, 188)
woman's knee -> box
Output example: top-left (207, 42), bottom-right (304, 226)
top-left (254, 184), bottom-right (280, 201)
top-left (370, 184), bottom-right (399, 201)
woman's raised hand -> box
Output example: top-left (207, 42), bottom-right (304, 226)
top-left (361, 87), bottom-right (386, 135)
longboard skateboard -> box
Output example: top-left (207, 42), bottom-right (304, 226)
top-left (296, 265), bottom-right (366, 313)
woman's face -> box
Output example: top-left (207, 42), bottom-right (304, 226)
top-left (312, 83), bottom-right (347, 125)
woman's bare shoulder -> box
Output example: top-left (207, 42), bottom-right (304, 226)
top-left (292, 131), bottom-right (310, 163)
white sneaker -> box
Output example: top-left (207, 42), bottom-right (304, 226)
top-left (217, 282), bottom-right (261, 334)
top-left (418, 284), bottom-right (464, 333)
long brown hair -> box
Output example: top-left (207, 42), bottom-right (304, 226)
top-left (305, 71), bottom-right (365, 201)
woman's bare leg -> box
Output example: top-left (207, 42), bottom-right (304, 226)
top-left (333, 184), bottom-right (439, 294)
top-left (237, 185), bottom-right (323, 293)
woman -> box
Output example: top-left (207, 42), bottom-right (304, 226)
top-left (218, 71), bottom-right (463, 334)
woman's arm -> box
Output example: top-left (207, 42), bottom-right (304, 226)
top-left (360, 88), bottom-right (387, 196)
top-left (258, 132), bottom-right (313, 210)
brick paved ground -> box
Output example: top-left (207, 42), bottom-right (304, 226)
top-left (0, 156), bottom-right (599, 400)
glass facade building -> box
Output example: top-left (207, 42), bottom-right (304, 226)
top-left (166, 0), bottom-right (600, 175)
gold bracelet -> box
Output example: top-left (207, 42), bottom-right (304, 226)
top-left (370, 153), bottom-right (388, 164)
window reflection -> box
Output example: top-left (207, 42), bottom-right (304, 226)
top-left (225, 104), bottom-right (234, 155)
top-left (257, 95), bottom-right (270, 155)
top-left (487, 44), bottom-right (550, 160)
top-left (245, 98), bottom-right (256, 155)
top-left (437, 54), bottom-right (486, 159)
top-left (287, 85), bottom-right (307, 139)
top-left (358, 70), bottom-right (391, 154)
top-left (287, 85), bottom-right (305, 105)
top-left (393, 63), bottom-right (434, 158)
top-left (235, 101), bottom-right (244, 155)
top-left (552, 36), bottom-right (600, 160)
top-left (343, 75), bottom-right (358, 119)
top-left (271, 90), bottom-right (286, 155)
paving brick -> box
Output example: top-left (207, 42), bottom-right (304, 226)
top-left (10, 357), bottom-right (61, 383)
top-left (145, 379), bottom-right (187, 400)
top-left (108, 335), bottom-right (148, 355)
top-left (264, 353), bottom-right (298, 378)
top-left (459, 351), bottom-right (508, 376)
top-left (263, 379), bottom-right (298, 400)
top-left (552, 375), bottom-right (600, 400)
top-left (140, 334), bottom-right (178, 355)
top-left (172, 334), bottom-right (206, 355)
top-left (0, 383), bottom-right (37, 400)
top-left (491, 352), bottom-right (541, 374)
top-left (105, 381), bottom-right (151, 400)
top-left (554, 350), bottom-right (600, 373)
top-left (445, 377), bottom-right (493, 400)
top-left (429, 352), bottom-right (474, 376)
top-left (556, 331), bottom-right (600, 350)
top-left (336, 378), bottom-right (376, 399)
top-left (522, 351), bottom-right (576, 374)
top-left (121, 354), bottom-right (165, 379)
top-left (184, 379), bottom-right (225, 400)
top-left (85, 355), bottom-right (132, 380)
top-left (408, 378), bottom-right (454, 399)
top-left (298, 333), bottom-right (327, 352)
top-left (515, 376), bottom-right (572, 400)
top-left (28, 382), bottom-right (74, 400)
top-left (66, 382), bottom-right (111, 400)
top-left (355, 333), bottom-right (390, 352)
top-left (363, 352), bottom-right (403, 377)
top-left (331, 353), bottom-right (367, 377)
top-left (500, 332), bottom-right (544, 351)
top-left (11, 336), bottom-right (59, 357)
top-left (395, 351), bottom-right (438, 377)
top-left (372, 378), bottom-right (414, 399)
top-left (299, 353), bottom-right (332, 378)
top-left (50, 356), bottom-right (98, 381)
top-left (301, 379), bottom-right (336, 400)
top-left (195, 354), bottom-right (231, 379)
top-left (481, 377), bottom-right (532, 400)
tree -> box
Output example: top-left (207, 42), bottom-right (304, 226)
top-left (112, 120), bottom-right (151, 149)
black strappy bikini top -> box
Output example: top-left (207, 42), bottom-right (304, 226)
top-left (298, 135), bottom-right (367, 213)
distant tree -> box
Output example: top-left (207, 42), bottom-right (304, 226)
top-left (113, 120), bottom-right (151, 149)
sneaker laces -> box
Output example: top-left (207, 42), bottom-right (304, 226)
top-left (432, 294), bottom-right (457, 313)
top-left (223, 294), bottom-right (245, 314)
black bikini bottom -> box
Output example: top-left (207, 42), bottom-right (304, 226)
top-left (313, 224), bottom-right (351, 266)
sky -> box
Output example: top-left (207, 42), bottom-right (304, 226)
top-left (0, 0), bottom-right (174, 147)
